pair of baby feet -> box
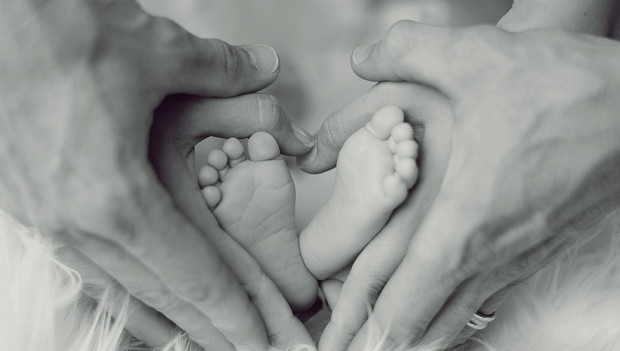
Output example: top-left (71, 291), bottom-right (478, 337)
top-left (198, 106), bottom-right (419, 311)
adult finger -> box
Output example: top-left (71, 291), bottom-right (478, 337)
top-left (56, 247), bottom-right (180, 348)
top-left (348, 203), bottom-right (578, 351)
top-left (154, 94), bottom-right (314, 157)
top-left (342, 199), bottom-right (469, 351)
top-left (148, 16), bottom-right (281, 97)
top-left (349, 21), bottom-right (510, 98)
top-left (96, 0), bottom-right (280, 99)
top-left (61, 164), bottom-right (269, 351)
top-left (298, 82), bottom-right (450, 174)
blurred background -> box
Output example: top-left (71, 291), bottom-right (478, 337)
top-left (138, 0), bottom-right (512, 228)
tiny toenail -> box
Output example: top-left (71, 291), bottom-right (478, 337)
top-left (291, 121), bottom-right (315, 147)
top-left (297, 146), bottom-right (317, 166)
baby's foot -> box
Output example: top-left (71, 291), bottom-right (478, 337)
top-left (199, 132), bottom-right (318, 311)
top-left (300, 106), bottom-right (419, 280)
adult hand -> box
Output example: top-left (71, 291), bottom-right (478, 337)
top-left (0, 0), bottom-right (314, 350)
top-left (311, 21), bottom-right (620, 351)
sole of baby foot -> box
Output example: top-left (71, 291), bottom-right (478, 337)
top-left (199, 133), bottom-right (318, 311)
top-left (300, 106), bottom-right (419, 280)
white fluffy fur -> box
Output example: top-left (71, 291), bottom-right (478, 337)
top-left (1, 208), bottom-right (619, 351)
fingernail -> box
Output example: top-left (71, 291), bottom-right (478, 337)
top-left (297, 146), bottom-right (318, 167)
top-left (291, 122), bottom-right (315, 148)
top-left (352, 44), bottom-right (374, 65)
top-left (241, 44), bottom-right (279, 74)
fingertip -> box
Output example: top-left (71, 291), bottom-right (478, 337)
top-left (351, 43), bottom-right (375, 66)
top-left (177, 38), bottom-right (281, 97)
top-left (350, 20), bottom-right (457, 93)
top-left (298, 106), bottom-right (369, 173)
top-left (240, 44), bottom-right (280, 75)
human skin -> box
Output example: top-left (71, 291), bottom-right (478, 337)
top-left (298, 1), bottom-right (620, 350)
top-left (0, 0), bottom-right (315, 350)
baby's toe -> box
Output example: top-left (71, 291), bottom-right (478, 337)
top-left (248, 132), bottom-right (281, 162)
top-left (382, 173), bottom-right (408, 204)
top-left (390, 123), bottom-right (414, 142)
top-left (223, 138), bottom-right (246, 167)
top-left (395, 158), bottom-right (418, 188)
top-left (198, 166), bottom-right (219, 189)
top-left (202, 186), bottom-right (222, 209)
top-left (366, 105), bottom-right (405, 140)
top-left (396, 140), bottom-right (419, 159)
top-left (207, 149), bottom-right (230, 179)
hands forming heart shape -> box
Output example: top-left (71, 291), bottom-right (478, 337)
top-left (1, 1), bottom-right (619, 351)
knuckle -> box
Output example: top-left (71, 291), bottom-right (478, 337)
top-left (177, 282), bottom-right (216, 306)
top-left (134, 287), bottom-right (179, 312)
top-left (386, 20), bottom-right (416, 41)
top-left (447, 25), bottom-right (512, 79)
top-left (209, 39), bottom-right (243, 80)
top-left (330, 320), bottom-right (357, 341)
top-left (321, 116), bottom-right (348, 151)
top-left (347, 268), bottom-right (385, 302)
top-left (382, 20), bottom-right (416, 59)
top-left (150, 17), bottom-right (190, 69)
top-left (255, 94), bottom-right (283, 131)
top-left (237, 263), bottom-right (269, 300)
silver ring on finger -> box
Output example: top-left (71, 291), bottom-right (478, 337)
top-left (466, 311), bottom-right (495, 330)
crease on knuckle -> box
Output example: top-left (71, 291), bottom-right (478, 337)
top-left (256, 94), bottom-right (282, 132)
top-left (383, 20), bottom-right (415, 63)
top-left (342, 269), bottom-right (385, 310)
top-left (178, 282), bottom-right (217, 307)
top-left (210, 39), bottom-right (242, 84)
top-left (327, 312), bottom-right (358, 341)
top-left (320, 115), bottom-right (348, 153)
top-left (240, 269), bottom-right (269, 302)
top-left (151, 17), bottom-right (191, 75)
top-left (134, 286), bottom-right (179, 312)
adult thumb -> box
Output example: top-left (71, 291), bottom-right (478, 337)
top-left (350, 20), bottom-right (507, 98)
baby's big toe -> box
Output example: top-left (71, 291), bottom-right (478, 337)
top-left (248, 132), bottom-right (281, 161)
top-left (366, 105), bottom-right (405, 140)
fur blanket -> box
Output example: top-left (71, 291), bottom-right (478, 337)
top-left (2, 208), bottom-right (619, 351)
